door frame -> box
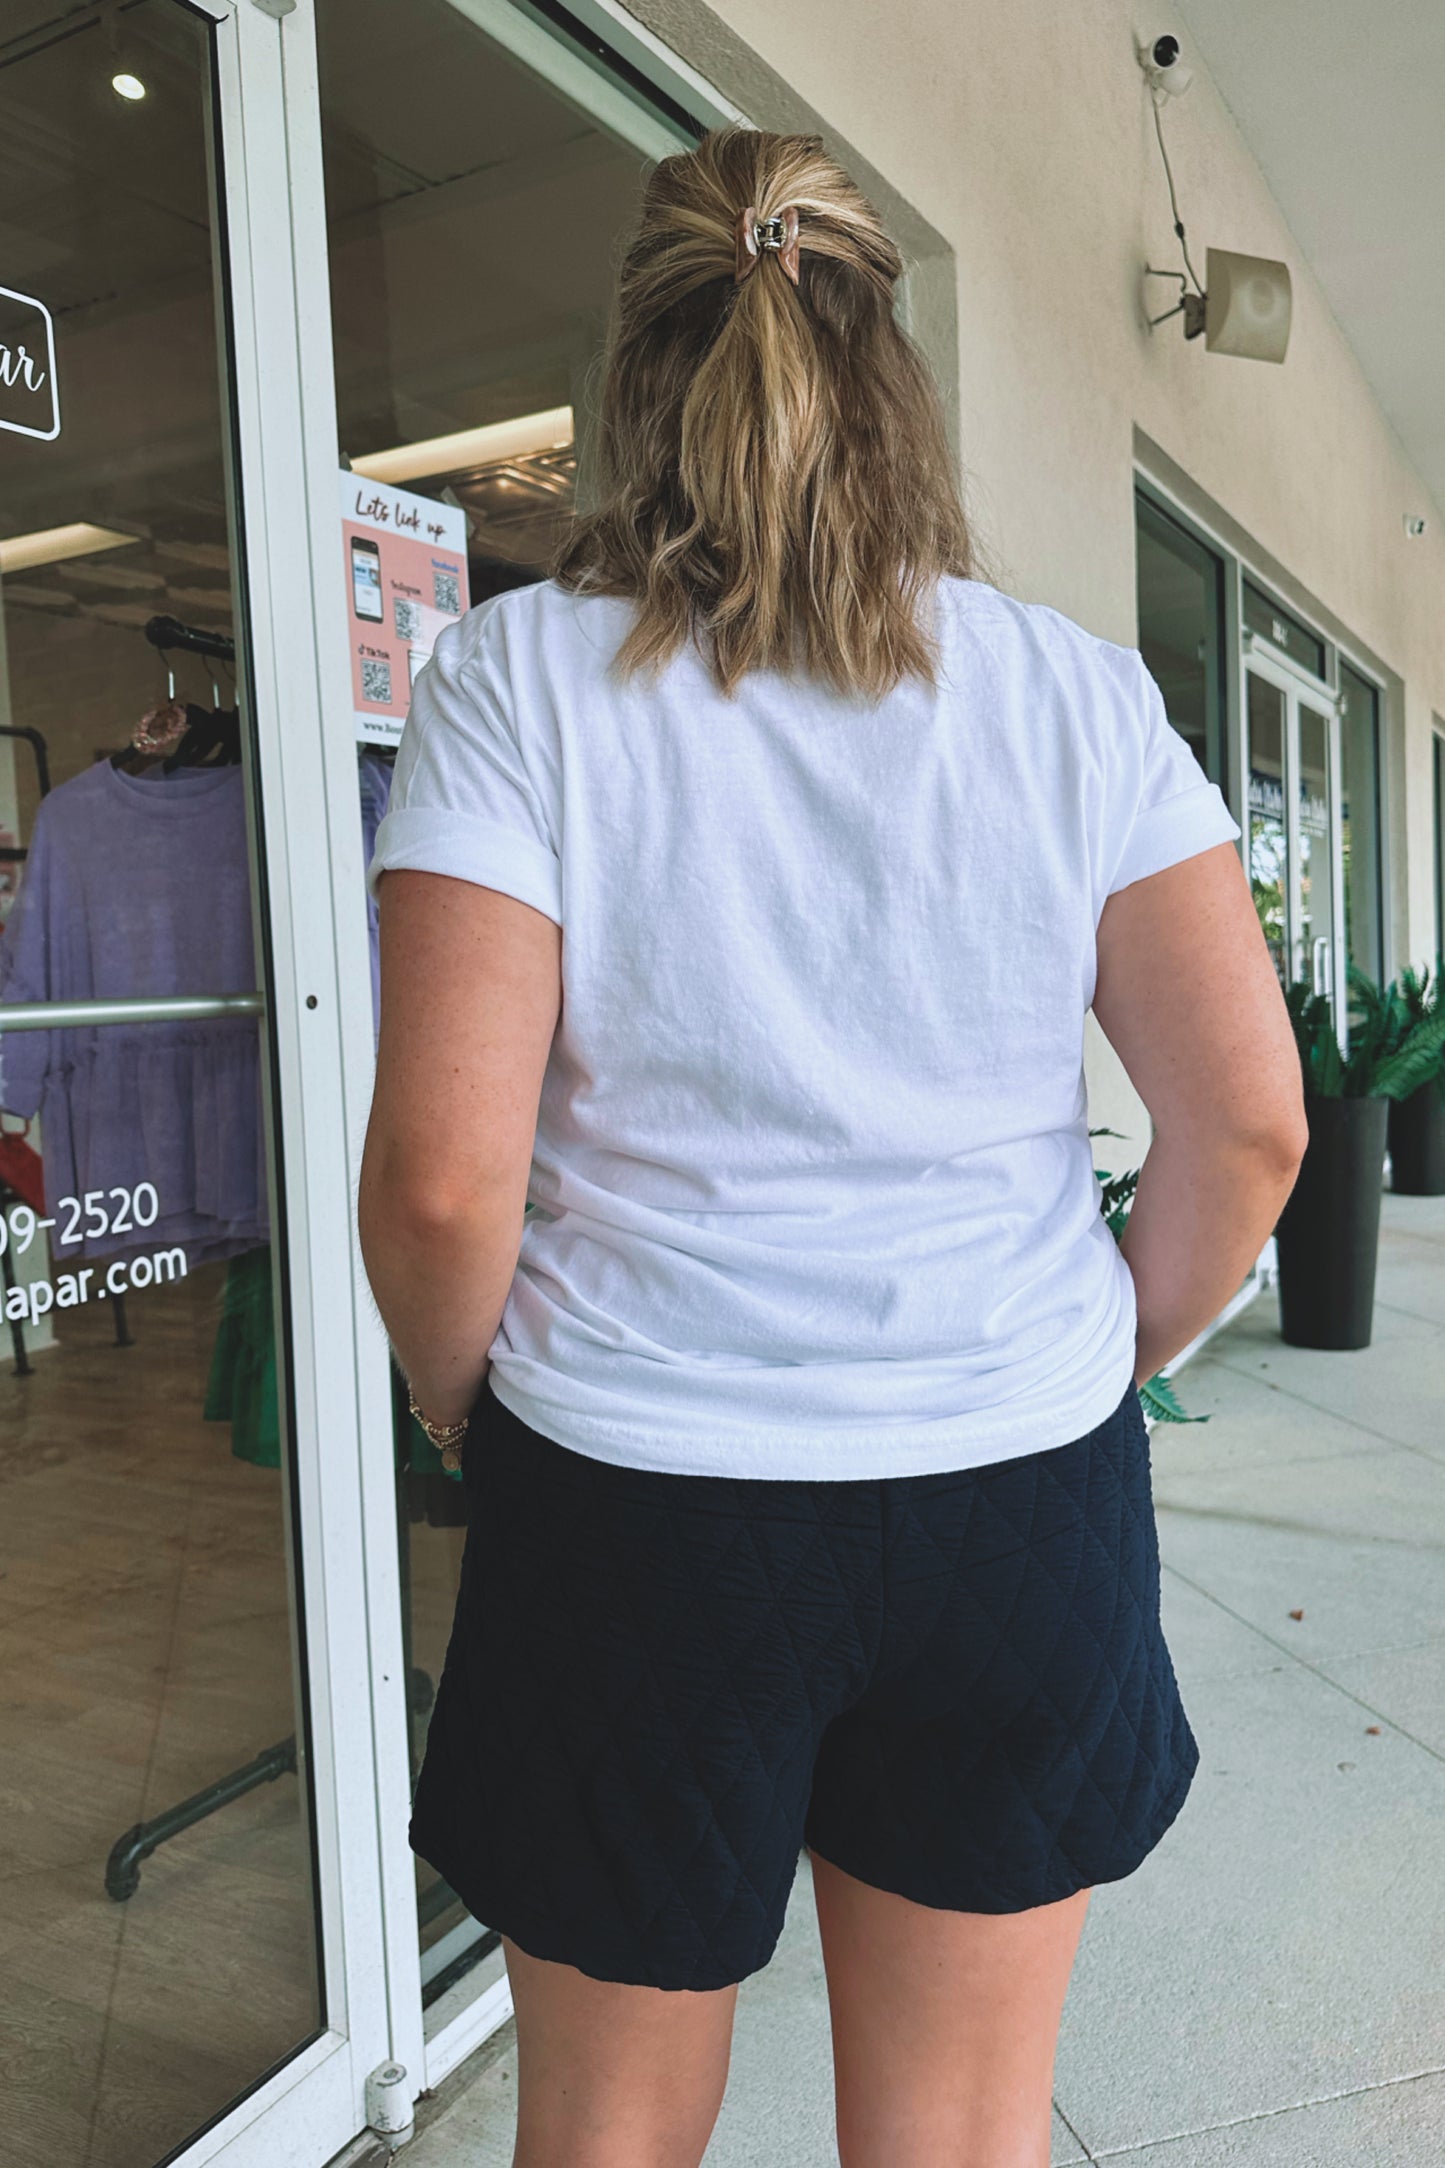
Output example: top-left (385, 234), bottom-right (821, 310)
top-left (1135, 464), bottom-right (1396, 987)
top-left (206, 0), bottom-right (950, 2125)
top-left (1243, 636), bottom-right (1349, 1028)
top-left (173, 0), bottom-right (399, 2158)
top-left (236, 0), bottom-right (742, 2110)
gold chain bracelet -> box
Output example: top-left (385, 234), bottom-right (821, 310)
top-left (407, 1389), bottom-right (469, 1473)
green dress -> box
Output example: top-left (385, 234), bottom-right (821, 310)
top-left (205, 1242), bottom-right (463, 1482)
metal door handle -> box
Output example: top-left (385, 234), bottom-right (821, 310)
top-left (1312, 936), bottom-right (1331, 998)
top-left (0, 992), bottom-right (264, 1033)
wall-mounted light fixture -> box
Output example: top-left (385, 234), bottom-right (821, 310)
top-left (1138, 34), bottom-right (1293, 365)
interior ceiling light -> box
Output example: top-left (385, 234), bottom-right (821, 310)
top-left (63, 559), bottom-right (165, 591)
top-left (1137, 34), bottom-right (1292, 365)
top-left (111, 72), bottom-right (146, 100)
top-left (3, 582), bottom-right (75, 610)
top-left (349, 406), bottom-right (574, 485)
top-left (0, 522), bottom-right (139, 575)
top-left (155, 538), bottom-right (231, 570)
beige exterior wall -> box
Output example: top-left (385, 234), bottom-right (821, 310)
top-left (629, 0), bottom-right (1445, 1159)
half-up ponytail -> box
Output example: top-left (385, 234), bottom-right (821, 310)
top-left (553, 126), bottom-right (975, 699)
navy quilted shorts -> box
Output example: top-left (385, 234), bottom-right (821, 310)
top-left (408, 1377), bottom-right (1199, 1991)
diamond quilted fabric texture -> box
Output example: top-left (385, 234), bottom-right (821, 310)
top-left (408, 1378), bottom-right (1199, 1990)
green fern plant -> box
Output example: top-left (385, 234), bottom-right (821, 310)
top-left (1137, 1371), bottom-right (1201, 1425)
top-left (1089, 1129), bottom-right (1206, 1425)
top-left (1285, 964), bottom-right (1445, 1099)
top-left (1384, 963), bottom-right (1445, 1103)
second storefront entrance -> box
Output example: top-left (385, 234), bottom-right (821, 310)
top-left (1136, 483), bottom-right (1388, 1003)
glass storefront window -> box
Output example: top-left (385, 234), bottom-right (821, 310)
top-left (1297, 701), bottom-right (1335, 994)
top-left (1135, 492), bottom-right (1228, 797)
top-left (313, 0), bottom-right (696, 2018)
top-left (0, 9), bottom-right (322, 2162)
top-left (1247, 673), bottom-right (1288, 981)
top-left (1143, 485), bottom-right (1391, 1015)
top-left (1339, 660), bottom-right (1384, 983)
top-left (1242, 578), bottom-right (1327, 682)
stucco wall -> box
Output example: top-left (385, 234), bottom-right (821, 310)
top-left (624, 0), bottom-right (1445, 1160)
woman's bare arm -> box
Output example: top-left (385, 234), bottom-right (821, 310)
top-left (358, 869), bottom-right (562, 1428)
top-left (1092, 840), bottom-right (1308, 1385)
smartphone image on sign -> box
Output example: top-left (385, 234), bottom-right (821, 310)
top-left (350, 536), bottom-right (384, 622)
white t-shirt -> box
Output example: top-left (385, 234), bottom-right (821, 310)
top-left (367, 574), bottom-right (1239, 1479)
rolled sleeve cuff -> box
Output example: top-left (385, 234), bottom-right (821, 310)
top-left (1108, 781), bottom-right (1241, 897)
top-left (366, 805), bottom-right (563, 924)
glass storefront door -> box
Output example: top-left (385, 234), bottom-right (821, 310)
top-left (1246, 672), bottom-right (1288, 982)
top-left (1296, 698), bottom-right (1336, 999)
top-left (308, 0), bottom-right (700, 2048)
top-left (0, 0), bottom-right (739, 2150)
top-left (1245, 648), bottom-right (1347, 1012)
top-left (1136, 491), bottom-right (1228, 796)
top-left (0, 5), bottom-right (394, 2162)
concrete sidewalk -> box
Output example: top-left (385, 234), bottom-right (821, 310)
top-left (406, 1193), bottom-right (1445, 2166)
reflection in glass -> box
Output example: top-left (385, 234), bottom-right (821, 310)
top-left (1242, 579), bottom-right (1327, 681)
top-left (1136, 494), bottom-right (1227, 794)
top-left (1339, 662), bottom-right (1383, 983)
top-left (0, 8), bottom-right (320, 2162)
top-left (1247, 675), bottom-right (1289, 983)
top-left (315, 0), bottom-right (693, 2013)
top-left (1298, 705), bottom-right (1334, 996)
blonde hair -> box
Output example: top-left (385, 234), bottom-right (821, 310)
top-left (552, 126), bottom-right (975, 699)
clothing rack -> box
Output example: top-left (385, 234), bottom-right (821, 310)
top-left (0, 726), bottom-right (51, 1372)
top-left (102, 733), bottom-right (453, 1935)
top-left (92, 640), bottom-right (468, 1958)
top-left (118, 616), bottom-right (241, 774)
top-left (0, 725), bottom-right (133, 1373)
top-left (143, 614), bottom-right (236, 663)
top-left (0, 726), bottom-right (51, 862)
top-left (105, 1378), bottom-right (446, 1915)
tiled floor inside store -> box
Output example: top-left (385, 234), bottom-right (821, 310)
top-left (407, 1192), bottom-right (1445, 2168)
top-left (0, 1266), bottom-right (316, 2168)
top-left (0, 1264), bottom-right (467, 2168)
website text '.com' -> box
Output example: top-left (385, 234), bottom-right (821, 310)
top-left (4, 1248), bottom-right (189, 1329)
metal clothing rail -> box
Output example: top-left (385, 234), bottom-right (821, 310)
top-left (0, 993), bottom-right (265, 1032)
top-left (143, 613), bottom-right (237, 663)
top-left (0, 724), bottom-right (51, 801)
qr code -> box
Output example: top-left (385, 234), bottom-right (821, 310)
top-left (360, 657), bottom-right (393, 704)
top-left (433, 569), bottom-right (461, 615)
top-left (393, 598), bottom-right (422, 640)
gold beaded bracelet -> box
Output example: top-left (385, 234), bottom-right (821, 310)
top-left (407, 1389), bottom-right (469, 1473)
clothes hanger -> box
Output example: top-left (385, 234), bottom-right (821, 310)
top-left (163, 702), bottom-right (241, 771)
top-left (121, 617), bottom-right (243, 773)
top-left (112, 651), bottom-right (187, 774)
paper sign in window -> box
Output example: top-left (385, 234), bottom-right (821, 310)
top-left (340, 473), bottom-right (470, 747)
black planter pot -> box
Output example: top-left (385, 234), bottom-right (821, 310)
top-left (1387, 1077), bottom-right (1445, 1196)
top-left (1275, 1094), bottom-right (1388, 1350)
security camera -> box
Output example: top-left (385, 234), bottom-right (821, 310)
top-left (1138, 31), bottom-right (1193, 94)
